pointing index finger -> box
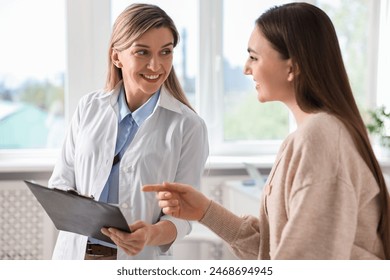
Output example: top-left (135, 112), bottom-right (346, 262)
top-left (142, 184), bottom-right (166, 192)
top-left (143, 182), bottom-right (191, 193)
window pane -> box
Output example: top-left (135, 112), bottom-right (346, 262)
top-left (222, 0), bottom-right (292, 141)
top-left (222, 0), bottom-right (376, 142)
top-left (377, 0), bottom-right (390, 108)
top-left (0, 0), bottom-right (66, 149)
top-left (316, 0), bottom-right (374, 111)
top-left (110, 0), bottom-right (198, 106)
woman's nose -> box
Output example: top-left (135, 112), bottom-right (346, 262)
top-left (147, 56), bottom-right (161, 71)
top-left (243, 61), bottom-right (251, 75)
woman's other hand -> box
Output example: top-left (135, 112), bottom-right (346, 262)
top-left (101, 220), bottom-right (151, 256)
top-left (101, 219), bottom-right (177, 256)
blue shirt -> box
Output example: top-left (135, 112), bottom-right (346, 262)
top-left (89, 86), bottom-right (160, 246)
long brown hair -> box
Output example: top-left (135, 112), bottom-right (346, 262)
top-left (256, 2), bottom-right (390, 259)
top-left (105, 3), bottom-right (194, 111)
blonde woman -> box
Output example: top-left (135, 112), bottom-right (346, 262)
top-left (49, 3), bottom-right (209, 260)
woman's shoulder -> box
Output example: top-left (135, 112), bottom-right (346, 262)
top-left (77, 88), bottom-right (115, 110)
top-left (295, 112), bottom-right (345, 144)
top-left (81, 88), bottom-right (112, 102)
top-left (286, 112), bottom-right (349, 158)
top-left (302, 112), bottom-right (343, 134)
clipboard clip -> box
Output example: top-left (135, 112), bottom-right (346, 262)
top-left (66, 188), bottom-right (95, 200)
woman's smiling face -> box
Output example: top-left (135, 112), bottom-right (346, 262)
top-left (244, 26), bottom-right (295, 105)
top-left (114, 27), bottom-right (174, 98)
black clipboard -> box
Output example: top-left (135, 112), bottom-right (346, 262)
top-left (24, 180), bottom-right (131, 244)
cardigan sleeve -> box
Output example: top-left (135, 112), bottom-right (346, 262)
top-left (200, 200), bottom-right (261, 259)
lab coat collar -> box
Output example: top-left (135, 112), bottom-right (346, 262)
top-left (106, 80), bottom-right (184, 115)
top-left (157, 86), bottom-right (183, 114)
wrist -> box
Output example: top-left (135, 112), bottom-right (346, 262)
top-left (147, 220), bottom-right (176, 246)
top-left (199, 199), bottom-right (212, 221)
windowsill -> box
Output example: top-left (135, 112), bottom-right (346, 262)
top-left (1, 150), bottom-right (390, 174)
top-left (0, 149), bottom-right (59, 173)
top-left (205, 155), bottom-right (276, 170)
top-left (0, 151), bottom-right (277, 174)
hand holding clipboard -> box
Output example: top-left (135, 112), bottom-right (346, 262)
top-left (24, 180), bottom-right (131, 244)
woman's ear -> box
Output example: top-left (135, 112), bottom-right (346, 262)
top-left (111, 49), bottom-right (123, 68)
top-left (287, 60), bottom-right (299, 82)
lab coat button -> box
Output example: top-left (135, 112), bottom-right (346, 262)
top-left (121, 203), bottom-right (129, 209)
top-left (124, 166), bottom-right (133, 172)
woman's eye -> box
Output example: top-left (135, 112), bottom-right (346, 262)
top-left (249, 55), bottom-right (257, 61)
top-left (161, 49), bottom-right (172, 55)
top-left (135, 50), bottom-right (148, 55)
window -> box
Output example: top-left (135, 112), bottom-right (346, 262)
top-left (1, 0), bottom-right (387, 161)
top-left (201, 0), bottom-right (382, 156)
top-left (222, 0), bottom-right (291, 143)
top-left (199, 0), bottom-right (294, 155)
top-left (217, 0), bottom-right (293, 156)
top-left (315, 0), bottom-right (380, 111)
top-left (0, 0), bottom-right (66, 149)
top-left (377, 0), bottom-right (390, 108)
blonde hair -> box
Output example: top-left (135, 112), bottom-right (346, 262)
top-left (105, 3), bottom-right (194, 111)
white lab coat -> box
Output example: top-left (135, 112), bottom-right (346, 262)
top-left (49, 81), bottom-right (209, 259)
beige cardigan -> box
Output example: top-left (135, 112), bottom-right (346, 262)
top-left (200, 112), bottom-right (385, 259)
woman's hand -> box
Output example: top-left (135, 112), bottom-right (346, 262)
top-left (101, 220), bottom-right (151, 256)
top-left (142, 182), bottom-right (211, 221)
top-left (101, 219), bottom-right (177, 256)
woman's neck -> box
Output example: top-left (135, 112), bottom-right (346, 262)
top-left (287, 101), bottom-right (313, 127)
